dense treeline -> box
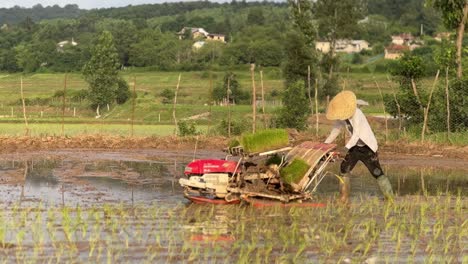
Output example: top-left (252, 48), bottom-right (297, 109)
top-left (0, 0), bottom-right (445, 74)
top-left (0, 4), bottom-right (83, 25)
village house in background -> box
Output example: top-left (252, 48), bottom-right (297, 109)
top-left (434, 32), bottom-right (451, 42)
top-left (315, 40), bottom-right (370, 54)
top-left (57, 38), bottom-right (78, 52)
top-left (177, 27), bottom-right (226, 50)
top-left (384, 44), bottom-right (410, 60)
top-left (384, 33), bottom-right (424, 60)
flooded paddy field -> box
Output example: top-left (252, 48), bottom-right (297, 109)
top-left (0, 149), bottom-right (466, 263)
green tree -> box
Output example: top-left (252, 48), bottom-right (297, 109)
top-left (212, 72), bottom-right (250, 104)
top-left (427, 0), bottom-right (468, 78)
top-left (277, 81), bottom-right (309, 130)
top-left (82, 31), bottom-right (121, 110)
top-left (247, 7), bottom-right (266, 25)
top-left (385, 53), bottom-right (427, 125)
top-left (288, 0), bottom-right (316, 46)
top-left (313, 0), bottom-right (366, 78)
top-left (282, 31), bottom-right (317, 87)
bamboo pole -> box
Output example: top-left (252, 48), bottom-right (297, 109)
top-left (374, 78), bottom-right (388, 143)
top-left (314, 78), bottom-right (319, 137)
top-left (207, 71), bottom-right (213, 133)
top-left (445, 67), bottom-right (451, 140)
top-left (250, 64), bottom-right (256, 133)
top-left (131, 76), bottom-right (136, 137)
top-left (386, 76), bottom-right (402, 135)
top-left (173, 74), bottom-right (181, 135)
top-left (227, 75), bottom-right (231, 138)
top-left (20, 77), bottom-right (29, 136)
top-left (260, 70), bottom-right (267, 129)
top-left (421, 70), bottom-right (440, 142)
top-left (410, 78), bottom-right (423, 110)
top-left (307, 66), bottom-right (313, 115)
top-left (61, 74), bottom-right (67, 137)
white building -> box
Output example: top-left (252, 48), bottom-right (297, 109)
top-left (316, 40), bottom-right (370, 54)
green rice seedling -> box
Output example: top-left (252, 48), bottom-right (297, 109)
top-left (240, 129), bottom-right (289, 153)
top-left (280, 158), bottom-right (310, 185)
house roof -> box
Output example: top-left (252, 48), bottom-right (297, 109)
top-left (385, 44), bottom-right (409, 52)
top-left (178, 27), bottom-right (209, 36)
top-left (57, 39), bottom-right (78, 47)
top-left (392, 33), bottom-right (414, 40)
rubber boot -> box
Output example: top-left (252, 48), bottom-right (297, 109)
top-left (377, 175), bottom-right (394, 201)
top-left (339, 174), bottom-right (351, 204)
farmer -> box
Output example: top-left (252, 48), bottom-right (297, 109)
top-left (324, 91), bottom-right (394, 201)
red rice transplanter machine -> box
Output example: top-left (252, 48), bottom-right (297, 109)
top-left (179, 141), bottom-right (338, 205)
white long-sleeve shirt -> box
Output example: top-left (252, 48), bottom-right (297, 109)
top-left (324, 108), bottom-right (379, 152)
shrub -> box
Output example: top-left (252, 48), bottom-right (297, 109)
top-left (178, 120), bottom-right (199, 136)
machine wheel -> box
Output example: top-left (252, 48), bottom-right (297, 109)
top-left (225, 192), bottom-right (240, 203)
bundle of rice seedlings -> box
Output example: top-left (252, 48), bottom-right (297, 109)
top-left (240, 129), bottom-right (289, 153)
top-left (280, 158), bottom-right (310, 185)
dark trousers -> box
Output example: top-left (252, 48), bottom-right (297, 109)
top-left (340, 145), bottom-right (384, 179)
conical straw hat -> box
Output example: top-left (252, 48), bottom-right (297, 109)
top-left (326, 91), bottom-right (357, 120)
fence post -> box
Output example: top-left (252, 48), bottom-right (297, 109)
top-left (386, 75), bottom-right (402, 136)
top-left (421, 70), bottom-right (440, 143)
top-left (131, 76), bottom-right (136, 137)
top-left (173, 74), bottom-right (181, 136)
top-left (374, 78), bottom-right (388, 143)
top-left (260, 70), bottom-right (267, 129)
top-left (227, 75), bottom-right (231, 138)
top-left (314, 78), bottom-right (319, 137)
top-left (61, 74), bottom-right (67, 137)
top-left (20, 77), bottom-right (29, 136)
top-left (250, 63), bottom-right (256, 133)
top-left (445, 67), bottom-right (451, 140)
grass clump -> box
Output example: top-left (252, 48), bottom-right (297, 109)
top-left (280, 158), bottom-right (310, 185)
top-left (240, 129), bottom-right (289, 153)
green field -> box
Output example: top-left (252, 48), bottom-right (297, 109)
top-left (0, 69), bottom-right (465, 145)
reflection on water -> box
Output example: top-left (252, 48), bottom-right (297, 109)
top-left (0, 155), bottom-right (466, 206)
top-left (309, 162), bottom-right (467, 197)
top-left (0, 158), bottom-right (185, 206)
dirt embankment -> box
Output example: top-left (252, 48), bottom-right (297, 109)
top-left (0, 134), bottom-right (466, 160)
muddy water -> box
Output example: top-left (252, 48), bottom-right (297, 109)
top-left (0, 150), bottom-right (466, 263)
top-left (0, 150), bottom-right (466, 207)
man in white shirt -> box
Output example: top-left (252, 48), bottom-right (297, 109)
top-left (324, 91), bottom-right (394, 201)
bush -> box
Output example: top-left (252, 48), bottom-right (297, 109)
top-left (178, 120), bottom-right (199, 136)
top-left (216, 119), bottom-right (249, 136)
top-left (115, 78), bottom-right (131, 104)
top-left (160, 88), bottom-right (175, 104)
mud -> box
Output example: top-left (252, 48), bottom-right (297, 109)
top-left (0, 134), bottom-right (466, 160)
top-left (0, 147), bottom-right (466, 263)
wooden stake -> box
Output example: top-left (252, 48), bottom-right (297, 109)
top-left (227, 75), bottom-right (231, 138)
top-left (207, 71), bottom-right (213, 133)
top-left (421, 70), bottom-right (440, 142)
top-left (260, 70), bottom-right (267, 129)
top-left (386, 75), bottom-right (402, 135)
top-left (61, 74), bottom-right (67, 137)
top-left (307, 66), bottom-right (313, 115)
top-left (410, 78), bottom-right (423, 110)
top-left (131, 76), bottom-right (136, 137)
top-left (173, 74), bottom-right (181, 135)
top-left (314, 79), bottom-right (319, 137)
top-left (250, 64), bottom-right (256, 133)
top-left (445, 67), bottom-right (451, 140)
top-left (20, 77), bottom-right (29, 136)
top-left (374, 78), bottom-right (388, 143)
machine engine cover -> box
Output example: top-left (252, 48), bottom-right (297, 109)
top-left (179, 173), bottom-right (229, 198)
top-left (184, 159), bottom-right (238, 176)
